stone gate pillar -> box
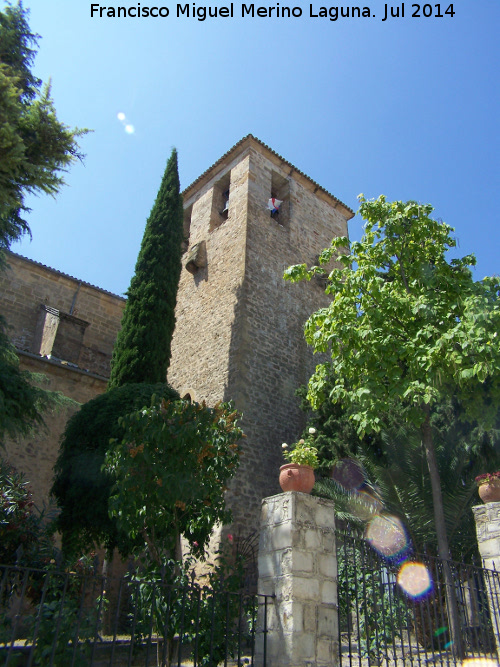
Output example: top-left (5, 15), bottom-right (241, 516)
top-left (472, 501), bottom-right (500, 659)
top-left (255, 492), bottom-right (338, 667)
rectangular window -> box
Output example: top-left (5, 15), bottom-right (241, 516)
top-left (182, 204), bottom-right (193, 253)
top-left (270, 172), bottom-right (290, 227)
top-left (210, 172), bottom-right (231, 231)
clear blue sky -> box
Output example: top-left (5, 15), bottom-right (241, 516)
top-left (12, 0), bottom-right (500, 296)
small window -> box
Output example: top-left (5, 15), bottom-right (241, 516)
top-left (182, 205), bottom-right (193, 253)
top-left (270, 172), bottom-right (290, 227)
top-left (210, 172), bottom-right (231, 231)
top-left (313, 254), bottom-right (328, 290)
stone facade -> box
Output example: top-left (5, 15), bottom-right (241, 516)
top-left (1, 135), bottom-right (353, 536)
top-left (256, 492), bottom-right (338, 667)
top-left (0, 252), bottom-right (125, 506)
top-left (169, 135), bottom-right (352, 534)
top-left (1, 252), bottom-right (125, 377)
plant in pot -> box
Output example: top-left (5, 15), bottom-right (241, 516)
top-left (280, 428), bottom-right (319, 494)
top-left (475, 471), bottom-right (500, 504)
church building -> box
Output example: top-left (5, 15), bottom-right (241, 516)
top-left (0, 135), bottom-right (353, 537)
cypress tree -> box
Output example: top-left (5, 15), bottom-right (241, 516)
top-left (108, 148), bottom-right (184, 388)
top-left (53, 149), bottom-right (183, 556)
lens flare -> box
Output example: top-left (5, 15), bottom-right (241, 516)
top-left (366, 514), bottom-right (408, 558)
top-left (331, 458), bottom-right (365, 491)
top-left (397, 562), bottom-right (432, 599)
top-left (461, 661), bottom-right (499, 667)
top-left (116, 112), bottom-right (135, 134)
top-left (347, 489), bottom-right (383, 521)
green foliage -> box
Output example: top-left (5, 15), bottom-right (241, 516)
top-left (0, 2), bottom-right (85, 445)
top-left (296, 383), bottom-right (388, 476)
top-left (108, 148), bottom-right (184, 388)
top-left (0, 563), bottom-right (107, 667)
top-left (53, 148), bottom-right (187, 559)
top-left (337, 539), bottom-right (408, 659)
top-left (285, 195), bottom-right (500, 430)
top-left (287, 195), bottom-right (500, 649)
top-left (127, 542), bottom-right (254, 667)
top-left (0, 2), bottom-right (87, 249)
top-left (303, 374), bottom-right (500, 559)
top-left (281, 428), bottom-right (319, 468)
top-left (51, 382), bottom-right (179, 558)
top-left (25, 586), bottom-right (107, 667)
top-left (0, 458), bottom-right (56, 566)
top-left (0, 324), bottom-right (71, 446)
top-left (105, 397), bottom-right (243, 560)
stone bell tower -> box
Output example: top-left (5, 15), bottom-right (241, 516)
top-left (168, 135), bottom-right (353, 534)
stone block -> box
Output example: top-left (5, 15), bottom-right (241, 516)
top-left (314, 503), bottom-right (336, 529)
top-left (316, 638), bottom-right (338, 665)
top-left (281, 601), bottom-right (303, 632)
top-left (281, 548), bottom-right (292, 574)
top-left (293, 550), bottom-right (314, 573)
top-left (275, 576), bottom-right (293, 601)
top-left (259, 548), bottom-right (291, 579)
top-left (296, 499), bottom-right (318, 526)
top-left (293, 576), bottom-right (319, 600)
top-left (319, 554), bottom-right (337, 578)
top-left (477, 538), bottom-right (500, 558)
top-left (305, 528), bottom-right (322, 549)
top-left (295, 633), bottom-right (316, 660)
top-left (271, 523), bottom-right (293, 550)
top-left (321, 580), bottom-right (338, 604)
top-left (322, 531), bottom-right (336, 552)
top-left (318, 607), bottom-right (338, 637)
top-left (303, 603), bottom-right (316, 633)
top-left (258, 576), bottom-right (275, 597)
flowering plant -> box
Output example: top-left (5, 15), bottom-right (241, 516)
top-left (281, 428), bottom-right (319, 468)
top-left (475, 472), bottom-right (500, 485)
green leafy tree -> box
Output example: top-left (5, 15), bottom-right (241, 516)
top-left (51, 383), bottom-right (179, 558)
top-left (0, 1), bottom-right (86, 249)
top-left (53, 148), bottom-right (184, 557)
top-left (104, 397), bottom-right (243, 561)
top-left (300, 376), bottom-right (500, 559)
top-left (0, 1), bottom-right (86, 444)
top-left (0, 327), bottom-right (69, 445)
top-left (0, 458), bottom-right (56, 566)
top-left (108, 148), bottom-right (184, 388)
top-left (285, 195), bottom-right (500, 656)
top-left (103, 397), bottom-right (244, 666)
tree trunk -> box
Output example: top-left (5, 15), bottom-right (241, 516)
top-left (421, 406), bottom-right (465, 659)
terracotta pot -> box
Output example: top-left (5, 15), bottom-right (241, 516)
top-left (279, 464), bottom-right (315, 494)
top-left (478, 479), bottom-right (500, 504)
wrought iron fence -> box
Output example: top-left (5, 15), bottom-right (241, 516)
top-left (337, 528), bottom-right (500, 667)
top-left (0, 563), bottom-right (272, 667)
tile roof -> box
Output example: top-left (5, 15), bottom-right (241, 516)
top-left (182, 134), bottom-right (354, 217)
top-left (5, 250), bottom-right (125, 300)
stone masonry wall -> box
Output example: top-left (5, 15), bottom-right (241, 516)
top-left (472, 502), bottom-right (500, 658)
top-left (170, 140), bottom-right (351, 537)
top-left (473, 501), bottom-right (500, 571)
top-left (1, 137), bottom-right (352, 544)
top-left (168, 153), bottom-right (249, 405)
top-left (223, 146), bottom-right (349, 534)
top-left (256, 492), bottom-right (338, 667)
top-left (0, 252), bottom-right (124, 507)
top-left (3, 353), bottom-right (108, 508)
top-left (0, 252), bottom-right (125, 377)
